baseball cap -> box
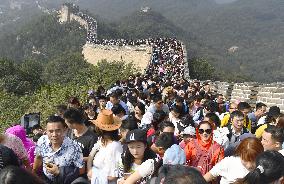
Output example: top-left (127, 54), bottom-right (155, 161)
top-left (125, 129), bottom-right (147, 143)
top-left (181, 126), bottom-right (196, 136)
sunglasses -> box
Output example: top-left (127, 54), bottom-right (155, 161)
top-left (198, 128), bottom-right (212, 134)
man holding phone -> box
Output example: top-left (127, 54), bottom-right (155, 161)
top-left (33, 115), bottom-right (85, 183)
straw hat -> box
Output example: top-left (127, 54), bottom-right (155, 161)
top-left (91, 109), bottom-right (122, 131)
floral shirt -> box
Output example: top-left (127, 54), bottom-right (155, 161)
top-left (35, 135), bottom-right (84, 180)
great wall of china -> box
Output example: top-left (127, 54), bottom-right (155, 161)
top-left (57, 3), bottom-right (284, 112)
top-left (58, 3), bottom-right (152, 72)
top-left (213, 82), bottom-right (284, 112)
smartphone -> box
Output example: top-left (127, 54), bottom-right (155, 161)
top-left (45, 162), bottom-right (53, 168)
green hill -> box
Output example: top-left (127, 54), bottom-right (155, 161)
top-left (173, 0), bottom-right (284, 82)
top-left (116, 11), bottom-right (189, 39)
top-left (0, 14), bottom-right (85, 62)
top-left (0, 11), bottom-right (191, 61)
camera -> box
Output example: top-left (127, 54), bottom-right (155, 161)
top-left (20, 112), bottom-right (40, 135)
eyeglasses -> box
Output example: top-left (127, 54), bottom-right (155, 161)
top-left (198, 128), bottom-right (212, 134)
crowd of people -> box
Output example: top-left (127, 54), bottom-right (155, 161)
top-left (73, 10), bottom-right (97, 44)
top-left (90, 38), bottom-right (153, 46)
top-left (0, 36), bottom-right (284, 184)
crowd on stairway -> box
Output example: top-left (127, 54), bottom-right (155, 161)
top-left (0, 36), bottom-right (283, 184)
top-left (73, 11), bottom-right (97, 44)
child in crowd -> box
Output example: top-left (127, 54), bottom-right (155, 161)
top-left (153, 132), bottom-right (186, 165)
top-left (179, 126), bottom-right (196, 149)
top-left (118, 129), bottom-right (156, 184)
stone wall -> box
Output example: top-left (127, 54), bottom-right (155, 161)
top-left (257, 84), bottom-right (284, 111)
top-left (58, 4), bottom-right (97, 39)
top-left (58, 5), bottom-right (69, 23)
top-left (82, 44), bottom-right (152, 72)
top-left (57, 3), bottom-right (284, 112)
top-left (213, 82), bottom-right (284, 112)
top-left (70, 14), bottom-right (88, 29)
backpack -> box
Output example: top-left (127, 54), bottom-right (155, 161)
top-left (196, 107), bottom-right (204, 121)
top-left (191, 140), bottom-right (221, 175)
top-left (226, 124), bottom-right (249, 143)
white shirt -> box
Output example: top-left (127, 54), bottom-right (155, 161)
top-left (257, 116), bottom-right (266, 126)
top-left (169, 112), bottom-right (181, 135)
top-left (279, 149), bottom-right (284, 156)
top-left (91, 140), bottom-right (123, 184)
top-left (210, 156), bottom-right (249, 184)
top-left (147, 103), bottom-right (170, 115)
top-left (140, 112), bottom-right (153, 129)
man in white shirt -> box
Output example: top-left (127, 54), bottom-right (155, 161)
top-left (33, 115), bottom-right (85, 183)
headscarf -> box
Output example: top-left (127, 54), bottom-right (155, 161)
top-left (6, 125), bottom-right (35, 165)
top-left (195, 121), bottom-right (215, 150)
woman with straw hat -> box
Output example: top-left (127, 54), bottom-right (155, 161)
top-left (87, 109), bottom-right (123, 184)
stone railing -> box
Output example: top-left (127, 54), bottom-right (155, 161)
top-left (212, 82), bottom-right (284, 112)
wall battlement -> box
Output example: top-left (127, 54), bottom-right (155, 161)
top-left (213, 82), bottom-right (284, 112)
top-left (58, 3), bottom-right (97, 39)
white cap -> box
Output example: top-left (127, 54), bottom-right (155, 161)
top-left (181, 126), bottom-right (196, 136)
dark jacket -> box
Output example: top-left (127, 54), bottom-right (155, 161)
top-left (44, 166), bottom-right (80, 184)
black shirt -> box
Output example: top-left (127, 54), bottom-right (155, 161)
top-left (72, 128), bottom-right (98, 157)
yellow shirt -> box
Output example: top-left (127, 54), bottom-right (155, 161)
top-left (221, 113), bottom-right (230, 127)
top-left (255, 124), bottom-right (268, 138)
top-left (244, 117), bottom-right (252, 132)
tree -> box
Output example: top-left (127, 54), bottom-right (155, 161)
top-left (90, 60), bottom-right (138, 88)
top-left (42, 52), bottom-right (91, 85)
top-left (0, 58), bottom-right (44, 95)
top-left (0, 59), bottom-right (17, 78)
top-left (19, 59), bottom-right (44, 92)
top-left (188, 58), bottom-right (216, 80)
